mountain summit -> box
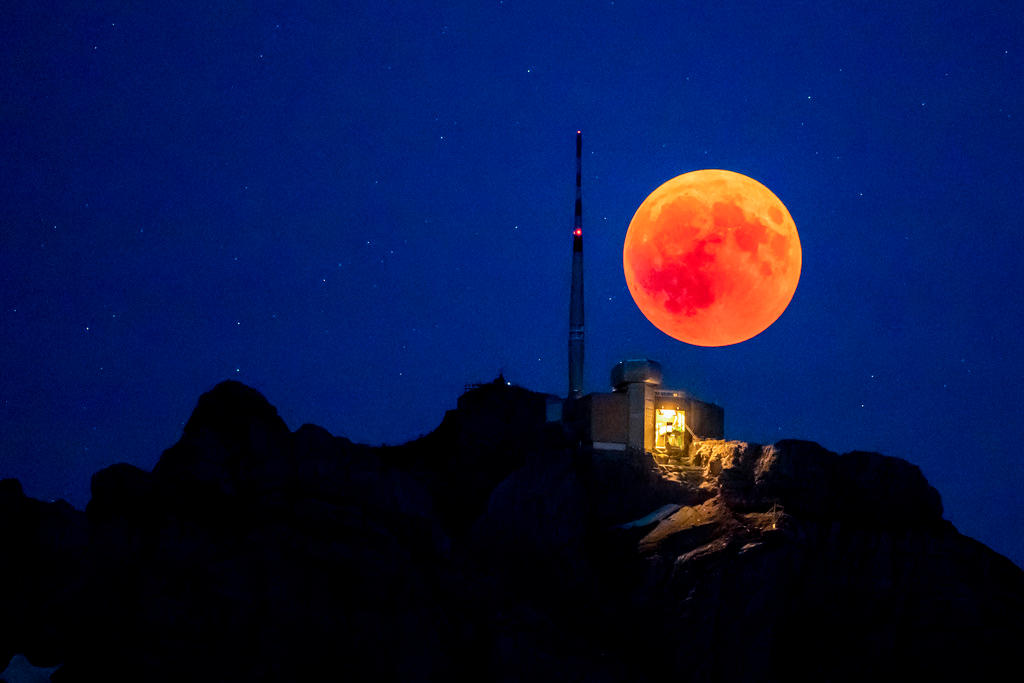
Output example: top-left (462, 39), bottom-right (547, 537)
top-left (2, 380), bottom-right (1021, 681)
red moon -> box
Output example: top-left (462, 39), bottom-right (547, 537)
top-left (623, 170), bottom-right (801, 347)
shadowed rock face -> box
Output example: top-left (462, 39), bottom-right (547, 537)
top-left (1, 380), bottom-right (1021, 682)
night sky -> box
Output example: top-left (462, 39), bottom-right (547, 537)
top-left (2, 2), bottom-right (1022, 567)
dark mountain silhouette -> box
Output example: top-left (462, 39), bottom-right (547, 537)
top-left (2, 380), bottom-right (1021, 682)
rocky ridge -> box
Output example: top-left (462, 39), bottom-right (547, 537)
top-left (1, 379), bottom-right (1021, 682)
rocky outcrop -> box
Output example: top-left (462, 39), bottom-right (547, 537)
top-left (0, 480), bottom-right (88, 672)
top-left (0, 380), bottom-right (1020, 682)
top-left (688, 438), bottom-right (943, 522)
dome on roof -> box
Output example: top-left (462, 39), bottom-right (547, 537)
top-left (611, 359), bottom-right (663, 390)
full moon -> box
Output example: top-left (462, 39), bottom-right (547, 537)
top-left (623, 170), bottom-right (801, 347)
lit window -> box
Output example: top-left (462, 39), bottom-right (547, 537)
top-left (654, 408), bottom-right (686, 451)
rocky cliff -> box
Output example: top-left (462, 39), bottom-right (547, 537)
top-left (2, 380), bottom-right (1021, 682)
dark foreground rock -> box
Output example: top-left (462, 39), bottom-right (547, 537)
top-left (1, 380), bottom-right (1021, 682)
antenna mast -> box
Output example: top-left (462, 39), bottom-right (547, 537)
top-left (568, 131), bottom-right (584, 399)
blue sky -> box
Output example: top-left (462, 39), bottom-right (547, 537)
top-left (2, 1), bottom-right (1021, 565)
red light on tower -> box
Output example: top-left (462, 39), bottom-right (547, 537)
top-left (574, 228), bottom-right (582, 237)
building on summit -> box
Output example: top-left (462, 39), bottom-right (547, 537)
top-left (457, 133), bottom-right (726, 465)
top-left (572, 359), bottom-right (724, 459)
top-left (565, 133), bottom-right (723, 462)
